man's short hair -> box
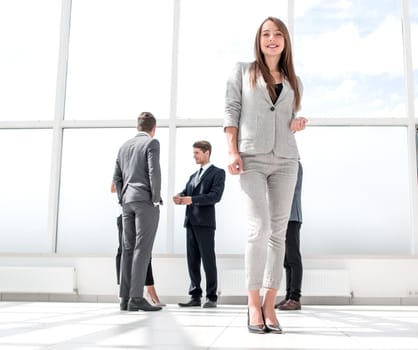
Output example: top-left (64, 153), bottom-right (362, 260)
top-left (137, 112), bottom-right (156, 132)
top-left (193, 140), bottom-right (212, 156)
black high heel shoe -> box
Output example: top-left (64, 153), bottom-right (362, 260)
top-left (261, 307), bottom-right (283, 334)
top-left (247, 308), bottom-right (265, 334)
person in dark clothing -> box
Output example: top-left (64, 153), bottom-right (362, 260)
top-left (173, 140), bottom-right (225, 308)
top-left (111, 182), bottom-right (164, 307)
top-left (276, 161), bottom-right (303, 310)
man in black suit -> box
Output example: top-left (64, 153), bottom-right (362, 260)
top-left (173, 140), bottom-right (226, 308)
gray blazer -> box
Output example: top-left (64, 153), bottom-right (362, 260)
top-left (289, 161), bottom-right (303, 222)
top-left (113, 131), bottom-right (162, 205)
top-left (224, 62), bottom-right (302, 159)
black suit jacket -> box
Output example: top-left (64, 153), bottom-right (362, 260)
top-left (180, 165), bottom-right (225, 229)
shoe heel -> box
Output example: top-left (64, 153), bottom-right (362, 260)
top-left (261, 307), bottom-right (282, 334)
top-left (247, 308), bottom-right (265, 334)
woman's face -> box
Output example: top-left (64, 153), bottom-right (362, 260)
top-left (260, 20), bottom-right (285, 58)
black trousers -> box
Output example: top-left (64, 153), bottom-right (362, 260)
top-left (284, 221), bottom-right (303, 301)
top-left (116, 214), bottom-right (154, 286)
top-left (186, 225), bottom-right (218, 302)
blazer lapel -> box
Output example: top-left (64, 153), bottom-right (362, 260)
top-left (275, 79), bottom-right (290, 106)
top-left (257, 77), bottom-right (272, 103)
top-left (257, 75), bottom-right (290, 106)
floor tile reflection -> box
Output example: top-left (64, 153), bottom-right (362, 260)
top-left (0, 302), bottom-right (417, 349)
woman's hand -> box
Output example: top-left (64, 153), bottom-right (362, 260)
top-left (228, 153), bottom-right (243, 175)
top-left (290, 117), bottom-right (308, 132)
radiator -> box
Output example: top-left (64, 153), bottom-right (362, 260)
top-left (302, 269), bottom-right (351, 297)
top-left (219, 269), bottom-right (351, 297)
top-left (0, 266), bottom-right (76, 294)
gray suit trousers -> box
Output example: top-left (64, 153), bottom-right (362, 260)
top-left (119, 201), bottom-right (159, 298)
top-left (239, 153), bottom-right (298, 290)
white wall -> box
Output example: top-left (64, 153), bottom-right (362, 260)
top-left (1, 256), bottom-right (418, 303)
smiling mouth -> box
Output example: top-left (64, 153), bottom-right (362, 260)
top-left (267, 45), bottom-right (278, 48)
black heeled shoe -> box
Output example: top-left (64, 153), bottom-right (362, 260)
top-left (261, 307), bottom-right (283, 334)
top-left (247, 308), bottom-right (265, 334)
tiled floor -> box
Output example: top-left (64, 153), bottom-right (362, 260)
top-left (1, 302), bottom-right (418, 350)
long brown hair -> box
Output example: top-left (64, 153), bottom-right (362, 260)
top-left (249, 17), bottom-right (301, 111)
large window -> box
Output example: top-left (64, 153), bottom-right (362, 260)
top-left (0, 0), bottom-right (417, 257)
top-left (411, 0), bottom-right (418, 119)
top-left (57, 128), bottom-right (169, 254)
top-left (0, 130), bottom-right (53, 253)
top-left (0, 0), bottom-right (61, 121)
top-left (173, 126), bottom-right (411, 256)
top-left (176, 0), bottom-right (288, 119)
top-left (297, 126), bottom-right (411, 255)
top-left (416, 127), bottom-right (418, 177)
top-left (295, 0), bottom-right (405, 119)
top-left (65, 0), bottom-right (173, 121)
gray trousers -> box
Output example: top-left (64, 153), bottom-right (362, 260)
top-left (119, 201), bottom-right (159, 298)
top-left (239, 153), bottom-right (298, 290)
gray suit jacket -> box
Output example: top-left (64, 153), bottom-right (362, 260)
top-left (113, 131), bottom-right (162, 205)
top-left (224, 62), bottom-right (303, 159)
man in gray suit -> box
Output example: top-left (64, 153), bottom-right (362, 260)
top-left (113, 112), bottom-right (163, 312)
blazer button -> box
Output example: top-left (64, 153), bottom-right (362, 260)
top-left (270, 106), bottom-right (275, 111)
